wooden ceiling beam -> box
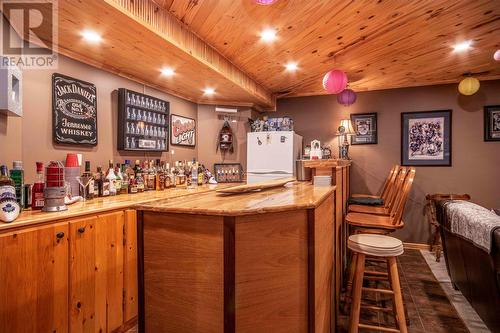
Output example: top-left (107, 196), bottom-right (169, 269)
top-left (103, 0), bottom-right (275, 110)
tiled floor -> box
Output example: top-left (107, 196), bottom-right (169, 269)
top-left (337, 249), bottom-right (470, 332)
top-left (421, 249), bottom-right (490, 333)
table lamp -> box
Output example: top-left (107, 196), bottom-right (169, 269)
top-left (336, 119), bottom-right (355, 159)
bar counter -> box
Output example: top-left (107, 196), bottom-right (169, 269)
top-left (136, 182), bottom-right (337, 333)
top-left (0, 184), bottom-right (226, 232)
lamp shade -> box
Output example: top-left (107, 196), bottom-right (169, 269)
top-left (494, 49), bottom-right (500, 61)
top-left (338, 119), bottom-right (355, 135)
top-left (322, 70), bottom-right (348, 94)
top-left (337, 88), bottom-right (357, 106)
top-left (458, 77), bottom-right (480, 96)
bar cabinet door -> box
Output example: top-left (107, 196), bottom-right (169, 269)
top-left (0, 222), bottom-right (69, 333)
top-left (69, 211), bottom-right (125, 333)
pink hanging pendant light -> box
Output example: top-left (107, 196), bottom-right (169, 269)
top-left (494, 49), bottom-right (500, 62)
top-left (323, 70), bottom-right (348, 94)
top-left (254, 0), bottom-right (278, 5)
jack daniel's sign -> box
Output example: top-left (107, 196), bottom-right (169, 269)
top-left (52, 73), bottom-right (98, 145)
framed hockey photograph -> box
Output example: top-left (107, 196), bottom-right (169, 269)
top-left (401, 110), bottom-right (452, 166)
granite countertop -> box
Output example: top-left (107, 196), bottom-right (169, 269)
top-left (135, 181), bottom-right (335, 216)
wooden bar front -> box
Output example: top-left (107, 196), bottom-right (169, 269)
top-left (137, 183), bottom-right (336, 333)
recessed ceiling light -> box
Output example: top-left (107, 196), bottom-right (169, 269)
top-left (260, 28), bottom-right (277, 42)
top-left (161, 67), bottom-right (175, 76)
top-left (81, 30), bottom-right (102, 43)
top-left (285, 62), bottom-right (298, 72)
top-left (452, 40), bottom-right (472, 52)
top-left (203, 88), bottom-right (215, 95)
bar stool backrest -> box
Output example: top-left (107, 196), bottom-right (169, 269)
top-left (385, 166), bottom-right (407, 211)
top-left (391, 167), bottom-right (416, 226)
top-left (380, 165), bottom-right (399, 203)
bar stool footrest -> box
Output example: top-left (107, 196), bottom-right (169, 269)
top-left (362, 287), bottom-right (394, 294)
top-left (358, 323), bottom-right (400, 332)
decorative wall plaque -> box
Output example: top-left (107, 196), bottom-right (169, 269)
top-left (171, 114), bottom-right (196, 147)
top-left (52, 73), bottom-right (98, 145)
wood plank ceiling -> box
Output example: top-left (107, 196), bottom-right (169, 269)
top-left (159, 0), bottom-right (500, 98)
top-left (4, 0), bottom-right (500, 109)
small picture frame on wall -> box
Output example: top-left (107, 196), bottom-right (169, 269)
top-left (350, 112), bottom-right (377, 145)
top-left (170, 114), bottom-right (196, 147)
top-left (401, 110), bottom-right (452, 166)
top-left (484, 105), bottom-right (500, 141)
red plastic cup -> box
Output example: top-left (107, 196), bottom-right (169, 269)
top-left (65, 153), bottom-right (79, 167)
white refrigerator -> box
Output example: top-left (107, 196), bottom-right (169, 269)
top-left (246, 131), bottom-right (303, 184)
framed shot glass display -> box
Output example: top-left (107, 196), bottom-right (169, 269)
top-left (350, 112), bottom-right (377, 145)
top-left (401, 110), bottom-right (452, 166)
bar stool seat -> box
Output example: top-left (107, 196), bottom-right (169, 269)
top-left (348, 234), bottom-right (403, 257)
top-left (347, 234), bottom-right (408, 333)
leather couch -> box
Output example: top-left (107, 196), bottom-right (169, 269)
top-left (436, 201), bottom-right (500, 333)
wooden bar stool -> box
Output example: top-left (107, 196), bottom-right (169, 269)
top-left (348, 234), bottom-right (407, 333)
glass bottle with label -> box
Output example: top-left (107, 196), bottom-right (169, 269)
top-left (136, 169), bottom-right (145, 193)
top-left (31, 162), bottom-right (45, 209)
top-left (96, 166), bottom-right (110, 197)
top-left (9, 161), bottom-right (24, 209)
top-left (120, 164), bottom-right (129, 195)
top-left (114, 163), bottom-right (123, 195)
top-left (81, 161), bottom-right (95, 200)
top-left (106, 161), bottom-right (117, 196)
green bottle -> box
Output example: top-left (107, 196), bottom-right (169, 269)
top-left (9, 161), bottom-right (24, 210)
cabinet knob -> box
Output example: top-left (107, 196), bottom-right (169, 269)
top-left (56, 232), bottom-right (65, 239)
top-left (78, 227), bottom-right (85, 234)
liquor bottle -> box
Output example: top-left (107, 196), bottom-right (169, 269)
top-left (96, 166), bottom-right (110, 197)
top-left (120, 164), bottom-right (129, 195)
top-left (190, 159), bottom-right (198, 188)
top-left (136, 169), bottom-right (145, 193)
top-left (124, 160), bottom-right (135, 180)
top-left (164, 163), bottom-right (171, 188)
top-left (134, 160), bottom-right (142, 177)
top-left (155, 159), bottom-right (164, 191)
top-left (171, 166), bottom-right (178, 188)
top-left (147, 160), bottom-right (156, 191)
top-left (81, 161), bottom-right (95, 200)
top-left (129, 175), bottom-right (138, 194)
top-left (106, 161), bottom-right (117, 196)
top-left (115, 163), bottom-right (123, 195)
top-left (197, 163), bottom-right (204, 186)
top-left (9, 161), bottom-right (24, 209)
top-left (31, 162), bottom-right (45, 209)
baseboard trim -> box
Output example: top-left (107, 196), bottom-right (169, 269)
top-left (403, 242), bottom-right (430, 250)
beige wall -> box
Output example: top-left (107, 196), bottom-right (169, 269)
top-left (270, 80), bottom-right (500, 243)
top-left (1, 54), bottom-right (197, 183)
top-left (197, 105), bottom-right (256, 172)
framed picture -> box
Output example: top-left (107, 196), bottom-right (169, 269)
top-left (350, 112), bottom-right (377, 145)
top-left (52, 73), bottom-right (98, 145)
top-left (401, 110), bottom-right (452, 166)
top-left (484, 105), bottom-right (500, 141)
top-left (170, 114), bottom-right (196, 147)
